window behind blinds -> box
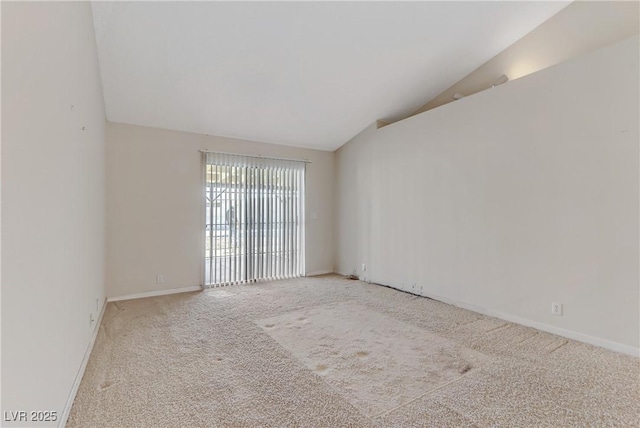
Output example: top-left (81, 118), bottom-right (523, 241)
top-left (204, 152), bottom-right (305, 287)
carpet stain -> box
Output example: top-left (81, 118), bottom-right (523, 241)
top-left (99, 380), bottom-right (117, 391)
top-left (459, 364), bottom-right (472, 374)
top-left (355, 351), bottom-right (369, 357)
top-left (316, 364), bottom-right (329, 372)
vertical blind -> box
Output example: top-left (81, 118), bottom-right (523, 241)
top-left (204, 152), bottom-right (305, 287)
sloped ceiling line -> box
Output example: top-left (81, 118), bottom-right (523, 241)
top-left (92, 1), bottom-right (568, 151)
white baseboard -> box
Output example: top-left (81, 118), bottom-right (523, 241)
top-left (305, 270), bottom-right (334, 277)
top-left (411, 288), bottom-right (639, 357)
top-left (107, 286), bottom-right (202, 302)
top-left (59, 297), bottom-right (107, 427)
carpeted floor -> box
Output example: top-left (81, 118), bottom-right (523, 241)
top-left (69, 275), bottom-right (639, 427)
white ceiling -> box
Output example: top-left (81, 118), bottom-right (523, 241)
top-left (91, 1), bottom-right (568, 151)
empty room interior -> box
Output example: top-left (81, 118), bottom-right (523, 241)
top-left (2, 1), bottom-right (640, 427)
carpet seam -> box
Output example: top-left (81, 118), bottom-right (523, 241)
top-left (371, 371), bottom-right (474, 419)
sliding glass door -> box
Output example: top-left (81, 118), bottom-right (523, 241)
top-left (204, 152), bottom-right (305, 287)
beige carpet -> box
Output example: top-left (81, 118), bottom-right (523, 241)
top-left (257, 302), bottom-right (492, 418)
top-left (69, 275), bottom-right (639, 427)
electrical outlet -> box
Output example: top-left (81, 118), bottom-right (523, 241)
top-left (361, 263), bottom-right (366, 272)
top-left (551, 302), bottom-right (563, 316)
top-left (157, 275), bottom-right (165, 284)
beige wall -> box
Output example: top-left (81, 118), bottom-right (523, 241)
top-left (1, 2), bottom-right (106, 425)
top-left (412, 1), bottom-right (639, 115)
top-left (106, 123), bottom-right (334, 298)
top-left (336, 36), bottom-right (639, 354)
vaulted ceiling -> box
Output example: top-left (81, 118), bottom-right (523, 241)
top-left (91, 2), bottom-right (568, 151)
